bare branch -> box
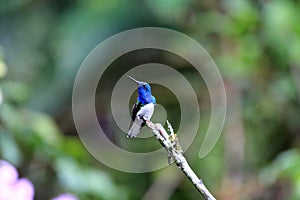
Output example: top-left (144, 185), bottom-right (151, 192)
top-left (145, 120), bottom-right (216, 200)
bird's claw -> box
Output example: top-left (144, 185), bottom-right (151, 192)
top-left (167, 155), bottom-right (174, 165)
top-left (126, 134), bottom-right (135, 139)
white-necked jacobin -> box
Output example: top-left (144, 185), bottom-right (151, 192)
top-left (127, 75), bottom-right (156, 138)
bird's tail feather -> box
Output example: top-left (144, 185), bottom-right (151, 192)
top-left (127, 118), bottom-right (143, 138)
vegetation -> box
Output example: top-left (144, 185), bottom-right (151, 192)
top-left (1, 0), bottom-right (300, 199)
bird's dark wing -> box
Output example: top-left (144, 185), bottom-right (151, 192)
top-left (131, 102), bottom-right (142, 121)
top-left (127, 102), bottom-right (143, 138)
top-left (132, 102), bottom-right (146, 127)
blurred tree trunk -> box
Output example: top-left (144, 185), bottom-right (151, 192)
top-left (219, 81), bottom-right (245, 199)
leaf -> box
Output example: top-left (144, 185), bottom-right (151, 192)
top-left (0, 130), bottom-right (22, 166)
top-left (0, 48), bottom-right (7, 78)
top-left (55, 158), bottom-right (127, 200)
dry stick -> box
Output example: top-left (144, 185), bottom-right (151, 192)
top-left (145, 120), bottom-right (216, 200)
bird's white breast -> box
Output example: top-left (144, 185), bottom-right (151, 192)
top-left (137, 103), bottom-right (155, 120)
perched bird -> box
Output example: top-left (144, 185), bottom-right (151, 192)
top-left (127, 75), bottom-right (156, 138)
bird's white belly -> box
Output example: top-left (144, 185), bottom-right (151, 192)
top-left (137, 103), bottom-right (155, 120)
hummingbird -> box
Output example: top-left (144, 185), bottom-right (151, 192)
top-left (127, 75), bottom-right (156, 138)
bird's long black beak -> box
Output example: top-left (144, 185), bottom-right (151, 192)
top-left (127, 75), bottom-right (143, 85)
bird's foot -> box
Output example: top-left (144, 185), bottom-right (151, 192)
top-left (167, 155), bottom-right (174, 165)
top-left (126, 134), bottom-right (136, 139)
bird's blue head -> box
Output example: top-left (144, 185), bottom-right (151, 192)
top-left (127, 75), bottom-right (156, 105)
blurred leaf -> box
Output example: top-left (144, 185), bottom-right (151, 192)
top-left (263, 0), bottom-right (300, 65)
top-left (30, 111), bottom-right (62, 147)
top-left (2, 81), bottom-right (29, 105)
top-left (0, 104), bottom-right (61, 148)
top-left (146, 0), bottom-right (191, 23)
top-left (0, 57), bottom-right (7, 78)
top-left (55, 157), bottom-right (127, 200)
top-left (0, 129), bottom-right (22, 166)
top-left (269, 74), bottom-right (296, 103)
top-left (217, 34), bottom-right (261, 78)
top-left (0, 104), bottom-right (27, 134)
top-left (261, 149), bottom-right (300, 199)
top-left (0, 88), bottom-right (2, 107)
top-left (61, 138), bottom-right (90, 161)
top-left (223, 0), bottom-right (258, 35)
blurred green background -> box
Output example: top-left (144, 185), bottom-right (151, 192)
top-left (1, 0), bottom-right (300, 199)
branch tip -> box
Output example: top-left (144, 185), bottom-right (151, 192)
top-left (143, 119), bottom-right (216, 200)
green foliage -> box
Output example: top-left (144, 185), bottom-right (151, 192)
top-left (55, 157), bottom-right (127, 200)
top-left (261, 149), bottom-right (300, 199)
top-left (1, 0), bottom-right (300, 199)
top-left (263, 0), bottom-right (300, 64)
top-left (0, 51), bottom-right (7, 78)
top-left (0, 89), bottom-right (125, 199)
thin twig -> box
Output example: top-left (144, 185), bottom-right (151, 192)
top-left (145, 120), bottom-right (216, 200)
